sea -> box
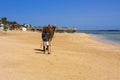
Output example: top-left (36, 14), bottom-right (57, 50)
top-left (77, 30), bottom-right (120, 46)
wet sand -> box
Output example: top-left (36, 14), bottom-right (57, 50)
top-left (0, 31), bottom-right (120, 80)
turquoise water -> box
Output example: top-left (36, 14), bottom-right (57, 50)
top-left (77, 30), bottom-right (120, 45)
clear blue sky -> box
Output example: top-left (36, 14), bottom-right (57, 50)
top-left (0, 0), bottom-right (120, 30)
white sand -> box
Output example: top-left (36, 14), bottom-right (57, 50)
top-left (0, 31), bottom-right (120, 80)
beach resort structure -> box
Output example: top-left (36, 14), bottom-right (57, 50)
top-left (0, 17), bottom-right (77, 33)
top-left (0, 23), bottom-right (77, 33)
top-left (29, 27), bottom-right (77, 33)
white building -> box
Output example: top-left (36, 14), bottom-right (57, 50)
top-left (0, 24), bottom-right (4, 30)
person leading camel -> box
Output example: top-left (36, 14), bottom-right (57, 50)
top-left (42, 24), bottom-right (56, 54)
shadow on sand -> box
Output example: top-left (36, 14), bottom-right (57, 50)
top-left (34, 49), bottom-right (44, 54)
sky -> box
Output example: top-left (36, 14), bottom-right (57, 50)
top-left (0, 0), bottom-right (120, 30)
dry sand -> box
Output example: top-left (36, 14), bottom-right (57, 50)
top-left (0, 31), bottom-right (120, 80)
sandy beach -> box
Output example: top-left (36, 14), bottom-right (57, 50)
top-left (0, 31), bottom-right (120, 80)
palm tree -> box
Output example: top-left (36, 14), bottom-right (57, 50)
top-left (1, 17), bottom-right (7, 26)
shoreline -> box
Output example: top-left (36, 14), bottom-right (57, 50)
top-left (91, 34), bottom-right (120, 46)
top-left (77, 30), bottom-right (120, 46)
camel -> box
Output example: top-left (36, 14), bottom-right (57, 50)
top-left (42, 24), bottom-right (56, 54)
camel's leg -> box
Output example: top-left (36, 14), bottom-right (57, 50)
top-left (47, 45), bottom-right (51, 54)
top-left (43, 46), bottom-right (46, 54)
top-left (47, 41), bottom-right (51, 54)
